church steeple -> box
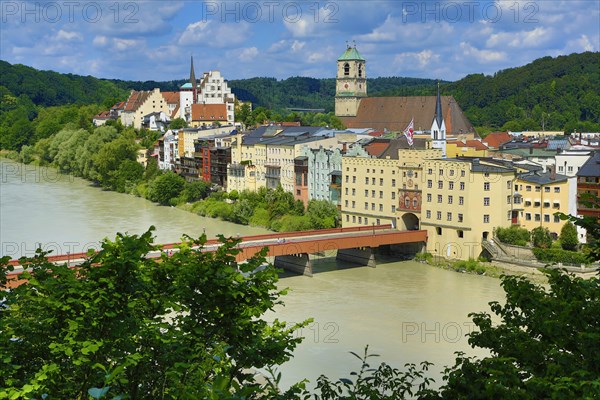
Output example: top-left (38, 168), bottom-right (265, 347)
top-left (335, 43), bottom-right (367, 117)
top-left (430, 81), bottom-right (447, 157)
top-left (189, 55), bottom-right (197, 90)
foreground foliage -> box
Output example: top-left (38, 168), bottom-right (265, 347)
top-left (0, 228), bottom-right (307, 399)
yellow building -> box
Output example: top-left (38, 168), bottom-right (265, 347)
top-left (516, 169), bottom-right (577, 236)
top-left (121, 88), bottom-right (170, 129)
top-left (445, 139), bottom-right (489, 158)
top-left (228, 126), bottom-right (337, 194)
top-left (421, 157), bottom-right (517, 260)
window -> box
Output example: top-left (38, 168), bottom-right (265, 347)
top-left (535, 214), bottom-right (541, 222)
top-left (345, 188), bottom-right (349, 195)
top-left (405, 198), bottom-right (410, 208)
top-left (553, 202), bottom-right (560, 209)
top-left (568, 166), bottom-right (573, 172)
top-left (526, 185), bottom-right (531, 191)
top-left (437, 211), bottom-right (442, 220)
top-left (352, 201), bottom-right (355, 208)
top-left (372, 190), bottom-right (375, 197)
top-left (554, 215), bottom-right (561, 223)
top-left (544, 214), bottom-right (550, 223)
top-left (437, 195), bottom-right (443, 203)
top-left (379, 191), bottom-right (383, 199)
top-left (379, 204), bottom-right (383, 212)
top-left (448, 195), bottom-right (453, 204)
top-left (447, 212), bottom-right (452, 221)
top-left (439, 169), bottom-right (443, 176)
top-left (543, 202), bottom-right (550, 208)
top-left (345, 176), bottom-right (349, 183)
top-left (461, 170), bottom-right (465, 177)
top-left (554, 187), bottom-right (560, 193)
top-left (365, 217), bottom-right (368, 224)
top-left (391, 192), bottom-right (396, 199)
top-left (507, 181), bottom-right (511, 189)
top-left (535, 186), bottom-right (541, 192)
top-left (392, 179), bottom-right (396, 187)
top-left (353, 176), bottom-right (356, 183)
top-left (371, 203), bottom-right (375, 210)
top-left (372, 178), bottom-right (375, 185)
top-left (426, 210), bottom-right (431, 218)
top-left (483, 215), bottom-right (490, 223)
top-left (365, 190), bottom-right (369, 197)
top-left (413, 199), bottom-right (417, 207)
top-left (459, 196), bottom-right (464, 205)
top-left (449, 181), bottom-right (454, 190)
top-left (526, 213), bottom-right (531, 221)
top-left (377, 219), bottom-right (381, 225)
top-left (427, 194), bottom-right (432, 202)
top-left (438, 180), bottom-right (443, 189)
top-left (346, 215), bottom-right (349, 222)
top-left (458, 213), bottom-right (463, 223)
top-left (525, 201), bottom-right (532, 206)
top-left (428, 168), bottom-right (432, 175)
top-left (436, 227), bottom-right (442, 235)
top-left (365, 177), bottom-right (369, 184)
top-left (484, 182), bottom-right (490, 191)
top-left (450, 170), bottom-right (455, 176)
top-left (558, 166), bottom-right (563, 172)
top-left (380, 178), bottom-right (384, 186)
top-left (427, 180), bottom-right (432, 188)
top-left (457, 230), bottom-right (464, 238)
top-left (345, 200), bottom-right (348, 207)
top-left (392, 205), bottom-right (396, 212)
top-left (415, 172), bottom-right (418, 178)
top-left (534, 201), bottom-right (541, 207)
top-left (507, 211), bottom-right (512, 220)
top-left (507, 195), bottom-right (511, 204)
top-left (544, 187), bottom-right (550, 193)
top-left (352, 188), bottom-right (356, 196)
top-left (460, 182), bottom-right (465, 190)
top-left (365, 202), bottom-right (368, 210)
top-left (484, 197), bottom-right (490, 206)
top-left (352, 215), bottom-right (356, 223)
top-left (358, 216), bottom-right (362, 224)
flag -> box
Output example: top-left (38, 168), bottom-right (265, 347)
top-left (404, 118), bottom-right (414, 146)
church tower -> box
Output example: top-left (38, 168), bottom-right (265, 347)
top-left (179, 55), bottom-right (197, 122)
top-left (431, 82), bottom-right (447, 157)
top-left (335, 43), bottom-right (367, 117)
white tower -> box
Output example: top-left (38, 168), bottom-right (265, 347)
top-left (335, 43), bottom-right (367, 117)
top-left (431, 82), bottom-right (446, 157)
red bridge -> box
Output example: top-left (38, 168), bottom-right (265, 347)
top-left (5, 225), bottom-right (427, 286)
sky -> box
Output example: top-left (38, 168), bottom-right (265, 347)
top-left (0, 0), bottom-right (598, 82)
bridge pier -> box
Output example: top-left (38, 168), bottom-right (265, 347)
top-left (336, 247), bottom-right (376, 268)
top-left (274, 253), bottom-right (313, 277)
top-left (390, 242), bottom-right (426, 257)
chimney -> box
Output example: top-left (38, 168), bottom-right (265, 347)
top-left (342, 142), bottom-right (347, 152)
top-left (550, 164), bottom-right (556, 180)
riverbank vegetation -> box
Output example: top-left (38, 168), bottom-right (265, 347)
top-left (2, 229), bottom-right (598, 399)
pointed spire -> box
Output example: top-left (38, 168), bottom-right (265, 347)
top-left (190, 55), bottom-right (197, 90)
top-left (434, 81), bottom-right (443, 128)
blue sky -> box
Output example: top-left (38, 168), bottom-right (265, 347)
top-left (1, 1), bottom-right (598, 82)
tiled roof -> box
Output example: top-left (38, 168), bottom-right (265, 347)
top-left (171, 105), bottom-right (180, 119)
top-left (162, 91), bottom-right (180, 104)
top-left (449, 140), bottom-right (489, 151)
top-left (577, 151), bottom-right (600, 177)
top-left (191, 104), bottom-right (228, 121)
top-left (94, 111), bottom-right (111, 119)
top-left (483, 131), bottom-right (512, 149)
top-left (123, 90), bottom-right (151, 112)
top-left (363, 139), bottom-right (391, 157)
top-left (518, 170), bottom-right (569, 185)
top-left (111, 101), bottom-right (125, 110)
top-left (379, 137), bottom-right (429, 159)
top-left (339, 96), bottom-right (474, 135)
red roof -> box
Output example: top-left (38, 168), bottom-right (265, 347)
top-left (93, 111), bottom-right (111, 119)
top-left (123, 90), bottom-right (152, 112)
top-left (162, 91), bottom-right (180, 104)
top-left (171, 105), bottom-right (180, 119)
top-left (483, 131), bottom-right (512, 149)
top-left (363, 139), bottom-right (391, 157)
top-left (191, 104), bottom-right (228, 121)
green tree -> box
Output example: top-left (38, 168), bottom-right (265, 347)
top-left (531, 226), bottom-right (553, 248)
top-left (436, 269), bottom-right (600, 399)
top-left (147, 171), bottom-right (185, 205)
top-left (559, 221), bottom-right (579, 251)
top-left (181, 180), bottom-right (211, 203)
top-left (307, 199), bottom-right (339, 229)
top-left (0, 228), bottom-right (307, 399)
top-left (169, 117), bottom-right (187, 129)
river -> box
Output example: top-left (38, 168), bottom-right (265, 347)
top-left (0, 159), bottom-right (505, 390)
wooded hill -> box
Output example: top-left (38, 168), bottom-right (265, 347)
top-left (1, 51), bottom-right (598, 146)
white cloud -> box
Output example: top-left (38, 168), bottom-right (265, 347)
top-left (238, 47), bottom-right (259, 62)
top-left (460, 42), bottom-right (507, 63)
top-left (92, 36), bottom-right (109, 47)
top-left (564, 34), bottom-right (595, 53)
top-left (393, 50), bottom-right (440, 69)
top-left (113, 38), bottom-right (141, 52)
top-left (291, 40), bottom-right (305, 52)
top-left (55, 30), bottom-right (83, 42)
top-left (486, 27), bottom-right (552, 49)
top-left (178, 20), bottom-right (251, 47)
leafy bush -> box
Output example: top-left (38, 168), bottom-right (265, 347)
top-left (495, 226), bottom-right (530, 246)
top-left (532, 248), bottom-right (590, 265)
top-left (531, 226), bottom-right (553, 249)
top-left (414, 252), bottom-right (433, 262)
top-left (270, 215), bottom-right (312, 232)
top-left (453, 259), bottom-right (486, 274)
top-left (559, 221), bottom-right (579, 251)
